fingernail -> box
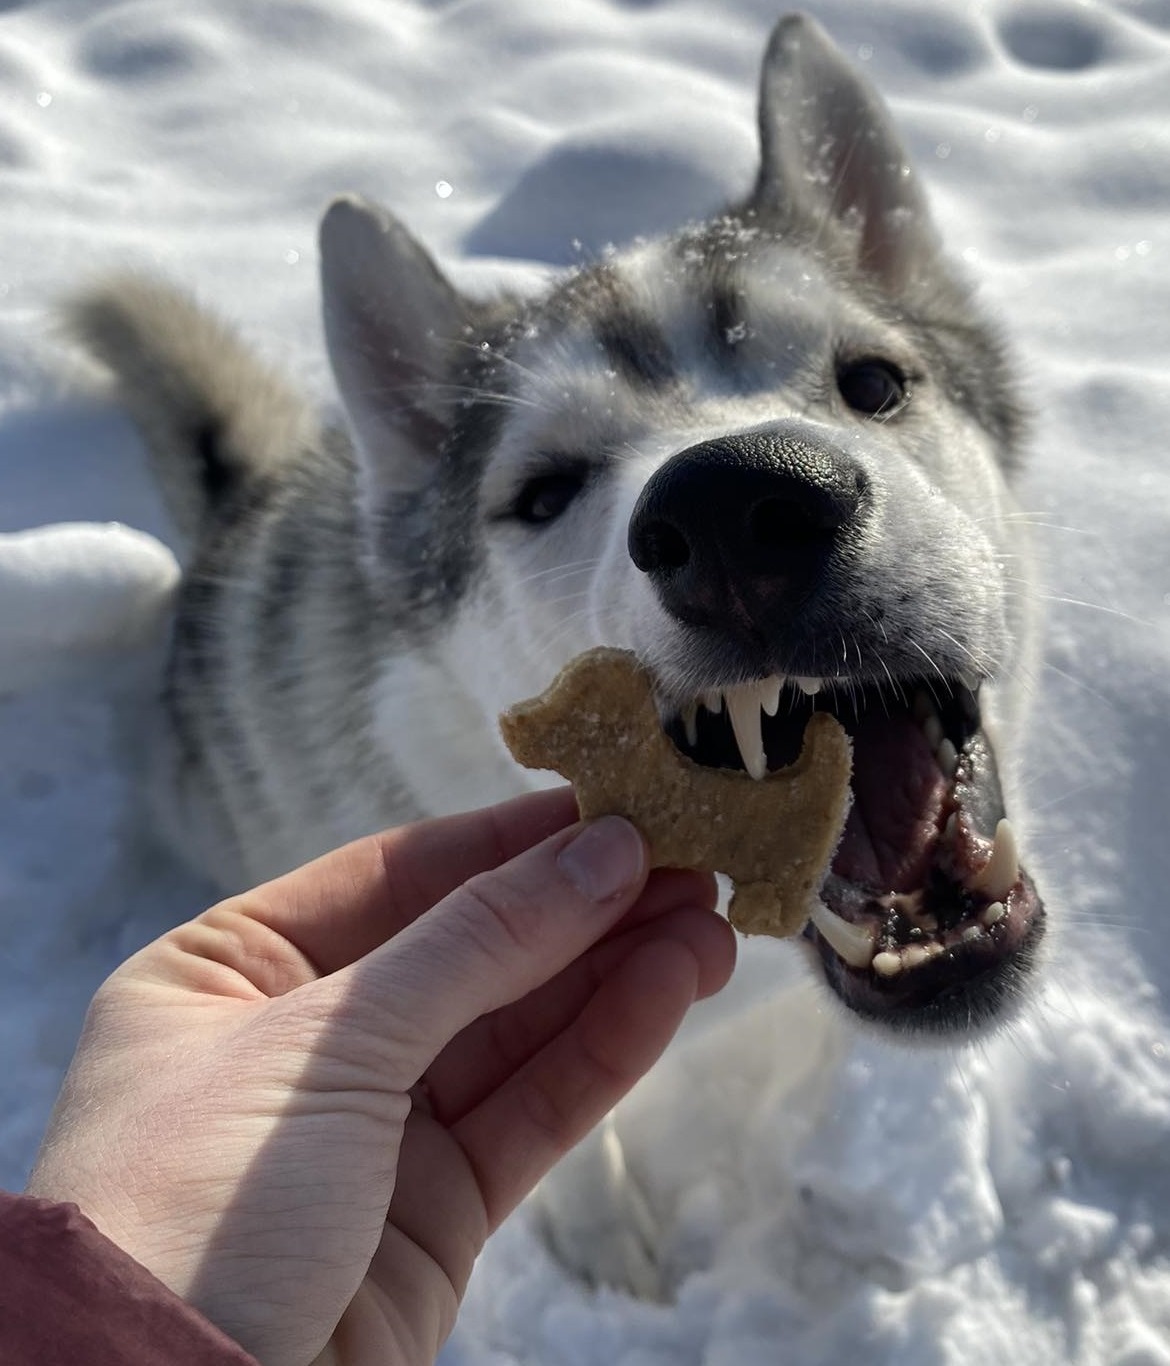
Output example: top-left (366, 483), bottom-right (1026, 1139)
top-left (556, 816), bottom-right (645, 903)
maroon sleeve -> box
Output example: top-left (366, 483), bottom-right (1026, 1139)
top-left (0, 1192), bottom-right (260, 1365)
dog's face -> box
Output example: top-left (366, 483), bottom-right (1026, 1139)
top-left (321, 15), bottom-right (1045, 1037)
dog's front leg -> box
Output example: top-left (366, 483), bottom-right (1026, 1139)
top-left (534, 1112), bottom-right (664, 1300)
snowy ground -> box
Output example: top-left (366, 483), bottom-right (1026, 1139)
top-left (2, 1), bottom-right (1170, 1362)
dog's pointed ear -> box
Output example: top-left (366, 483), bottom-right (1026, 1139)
top-left (320, 194), bottom-right (469, 493)
top-left (751, 14), bottom-right (940, 292)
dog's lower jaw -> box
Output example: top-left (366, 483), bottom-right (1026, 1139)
top-left (657, 665), bottom-right (1045, 1036)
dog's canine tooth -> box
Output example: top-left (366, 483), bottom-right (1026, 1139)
top-left (681, 702), bottom-right (699, 749)
top-left (810, 902), bottom-right (877, 969)
top-left (959, 669), bottom-right (981, 692)
top-left (923, 713), bottom-right (944, 751)
top-left (725, 685), bottom-right (767, 780)
top-left (701, 689), bottom-right (723, 714)
top-left (760, 675), bottom-right (783, 716)
top-left (972, 819), bottom-right (1019, 901)
top-left (795, 676), bottom-right (823, 696)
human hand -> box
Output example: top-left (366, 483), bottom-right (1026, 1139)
top-left (27, 789), bottom-right (734, 1366)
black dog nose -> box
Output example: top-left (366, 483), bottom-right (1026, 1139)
top-left (627, 429), bottom-right (868, 633)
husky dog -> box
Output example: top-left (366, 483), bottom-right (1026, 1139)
top-left (70, 14), bottom-right (1043, 1039)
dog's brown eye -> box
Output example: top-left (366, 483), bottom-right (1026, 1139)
top-left (837, 358), bottom-right (907, 418)
top-left (513, 469), bottom-right (588, 525)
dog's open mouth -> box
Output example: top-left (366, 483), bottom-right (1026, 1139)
top-left (663, 675), bottom-right (1045, 1033)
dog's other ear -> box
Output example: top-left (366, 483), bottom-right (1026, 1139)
top-left (320, 194), bottom-right (469, 494)
top-left (751, 14), bottom-right (940, 292)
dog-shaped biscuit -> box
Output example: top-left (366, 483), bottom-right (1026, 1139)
top-left (499, 647), bottom-right (853, 937)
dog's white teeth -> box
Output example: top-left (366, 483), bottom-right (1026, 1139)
top-left (681, 702), bottom-right (699, 749)
top-left (694, 676), bottom-right (784, 775)
top-left (795, 676), bottom-right (823, 696)
top-left (914, 691), bottom-right (962, 777)
top-left (872, 950), bottom-right (903, 978)
top-left (958, 669), bottom-right (981, 693)
top-left (871, 940), bottom-right (950, 977)
top-left (981, 899), bottom-right (1007, 927)
top-left (760, 675), bottom-right (784, 717)
top-left (972, 819), bottom-right (1020, 901)
top-left (810, 902), bottom-right (877, 969)
top-left (726, 685), bottom-right (768, 780)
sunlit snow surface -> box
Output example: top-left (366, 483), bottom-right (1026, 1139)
top-left (2, 2), bottom-right (1170, 1362)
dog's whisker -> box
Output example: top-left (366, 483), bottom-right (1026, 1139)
top-left (976, 510), bottom-right (1097, 535)
top-left (905, 637), bottom-right (953, 699)
top-left (996, 575), bottom-right (1148, 631)
top-left (1038, 660), bottom-right (1118, 709)
top-left (527, 615), bottom-right (599, 662)
top-left (445, 334), bottom-right (549, 390)
top-left (355, 378), bottom-right (547, 415)
top-left (932, 628), bottom-right (997, 677)
top-left (438, 386), bottom-right (546, 412)
top-left (510, 557), bottom-right (601, 590)
top-left (1034, 593), bottom-right (1152, 629)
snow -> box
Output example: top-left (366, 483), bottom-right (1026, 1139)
top-left (2, 0), bottom-right (1170, 1362)
top-left (0, 521), bottom-right (178, 691)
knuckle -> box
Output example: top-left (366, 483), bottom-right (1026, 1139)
top-left (516, 1036), bottom-right (630, 1154)
top-left (450, 869), bottom-right (550, 966)
top-left (486, 997), bottom-right (542, 1069)
top-left (576, 1027), bottom-right (632, 1105)
top-left (516, 1068), bottom-right (577, 1152)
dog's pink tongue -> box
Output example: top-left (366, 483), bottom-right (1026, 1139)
top-left (832, 712), bottom-right (947, 892)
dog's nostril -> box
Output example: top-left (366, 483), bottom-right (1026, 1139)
top-left (630, 519), bottom-right (690, 573)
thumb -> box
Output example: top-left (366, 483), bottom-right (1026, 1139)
top-left (314, 815), bottom-right (651, 1081)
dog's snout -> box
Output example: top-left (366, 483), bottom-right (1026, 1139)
top-left (627, 430), bottom-right (868, 633)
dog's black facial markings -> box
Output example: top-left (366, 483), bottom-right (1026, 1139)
top-left (915, 318), bottom-right (1029, 470)
top-left (371, 310), bottom-right (523, 634)
top-left (696, 244), bottom-right (749, 369)
top-left (595, 312), bottom-right (676, 391)
top-left (709, 283), bottom-right (743, 358)
top-left (547, 260), bottom-right (678, 393)
top-left (662, 674), bottom-right (1044, 1036)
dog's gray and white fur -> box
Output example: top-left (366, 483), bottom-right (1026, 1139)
top-left (70, 15), bottom-right (1042, 1045)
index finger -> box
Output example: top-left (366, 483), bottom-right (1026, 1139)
top-left (223, 786), bottom-right (579, 976)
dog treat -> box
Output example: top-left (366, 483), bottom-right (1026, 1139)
top-left (499, 647), bottom-right (853, 938)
